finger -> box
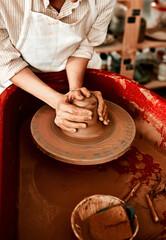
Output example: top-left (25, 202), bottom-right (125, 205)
top-left (103, 118), bottom-right (110, 125)
top-left (99, 103), bottom-right (106, 122)
top-left (102, 105), bottom-right (110, 125)
top-left (98, 99), bottom-right (105, 118)
top-left (99, 104), bottom-right (110, 125)
top-left (55, 118), bottom-right (84, 133)
top-left (103, 115), bottom-right (110, 125)
top-left (57, 124), bottom-right (77, 133)
top-left (65, 94), bottom-right (72, 103)
top-left (93, 91), bottom-right (105, 117)
top-left (66, 90), bottom-right (84, 102)
top-left (58, 102), bottom-right (92, 116)
top-left (57, 110), bottom-right (92, 122)
top-left (99, 103), bottom-right (106, 120)
top-left (56, 118), bottom-right (87, 129)
top-left (73, 90), bottom-right (85, 100)
top-left (79, 87), bottom-right (91, 98)
top-left (65, 93), bottom-right (76, 103)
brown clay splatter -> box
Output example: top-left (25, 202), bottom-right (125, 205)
top-left (161, 211), bottom-right (166, 227)
top-left (114, 147), bottom-right (162, 185)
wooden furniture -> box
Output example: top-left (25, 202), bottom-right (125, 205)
top-left (120, 0), bottom-right (144, 80)
top-left (95, 0), bottom-right (166, 89)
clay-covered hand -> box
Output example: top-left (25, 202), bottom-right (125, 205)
top-left (91, 91), bottom-right (109, 125)
top-left (67, 88), bottom-right (109, 125)
top-left (65, 87), bottom-right (91, 102)
top-left (54, 92), bottom-right (92, 133)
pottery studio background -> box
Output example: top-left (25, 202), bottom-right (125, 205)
top-left (98, 0), bottom-right (166, 98)
top-left (0, 1), bottom-right (166, 240)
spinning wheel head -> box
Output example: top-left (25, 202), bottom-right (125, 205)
top-left (30, 97), bottom-right (136, 165)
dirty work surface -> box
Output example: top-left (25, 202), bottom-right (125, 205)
top-left (18, 117), bottom-right (166, 240)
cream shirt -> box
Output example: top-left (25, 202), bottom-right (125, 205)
top-left (0, 0), bottom-right (115, 88)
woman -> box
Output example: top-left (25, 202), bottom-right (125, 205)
top-left (0, 0), bottom-right (115, 132)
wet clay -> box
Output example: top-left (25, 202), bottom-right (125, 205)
top-left (62, 94), bottom-right (105, 139)
top-left (18, 116), bottom-right (166, 240)
top-left (30, 99), bottom-right (136, 165)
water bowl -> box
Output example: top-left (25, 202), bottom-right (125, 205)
top-left (71, 194), bottom-right (139, 240)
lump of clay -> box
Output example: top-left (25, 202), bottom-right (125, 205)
top-left (88, 205), bottom-right (133, 240)
top-left (62, 93), bottom-right (106, 139)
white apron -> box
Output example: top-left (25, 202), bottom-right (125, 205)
top-left (16, 0), bottom-right (101, 72)
top-left (0, 0), bottom-right (102, 94)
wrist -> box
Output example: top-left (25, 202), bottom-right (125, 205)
top-left (69, 83), bottom-right (83, 91)
top-left (68, 74), bottom-right (84, 91)
top-left (48, 91), bottom-right (64, 109)
top-left (66, 56), bottom-right (89, 90)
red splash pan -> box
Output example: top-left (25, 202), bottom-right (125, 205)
top-left (0, 70), bottom-right (166, 240)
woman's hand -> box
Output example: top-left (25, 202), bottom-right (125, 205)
top-left (65, 87), bottom-right (91, 102)
top-left (91, 90), bottom-right (109, 125)
top-left (54, 88), bottom-right (109, 132)
top-left (66, 57), bottom-right (109, 125)
top-left (54, 90), bottom-right (92, 133)
top-left (67, 88), bottom-right (109, 125)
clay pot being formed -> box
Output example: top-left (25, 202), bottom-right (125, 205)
top-left (62, 94), bottom-right (106, 139)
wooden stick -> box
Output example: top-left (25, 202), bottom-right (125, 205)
top-left (146, 193), bottom-right (159, 222)
top-left (124, 182), bottom-right (141, 202)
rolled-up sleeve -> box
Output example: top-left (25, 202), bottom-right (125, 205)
top-left (71, 38), bottom-right (94, 59)
top-left (72, 0), bottom-right (116, 59)
top-left (0, 14), bottom-right (28, 88)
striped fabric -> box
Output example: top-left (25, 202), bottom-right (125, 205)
top-left (0, 0), bottom-right (115, 87)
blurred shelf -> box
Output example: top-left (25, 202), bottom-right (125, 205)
top-left (116, 0), bottom-right (130, 7)
top-left (117, 0), bottom-right (130, 2)
top-left (95, 38), bottom-right (166, 54)
top-left (138, 39), bottom-right (166, 50)
top-left (95, 40), bottom-right (122, 53)
top-left (95, 0), bottom-right (166, 84)
top-left (142, 70), bottom-right (166, 89)
top-left (144, 80), bottom-right (166, 89)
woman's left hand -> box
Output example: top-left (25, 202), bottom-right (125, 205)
top-left (66, 87), bottom-right (91, 102)
top-left (91, 90), bottom-right (109, 125)
top-left (67, 87), bottom-right (109, 125)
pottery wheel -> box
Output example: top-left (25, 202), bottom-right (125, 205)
top-left (31, 100), bottom-right (136, 165)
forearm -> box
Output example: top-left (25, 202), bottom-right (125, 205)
top-left (66, 56), bottom-right (89, 90)
top-left (10, 67), bottom-right (62, 109)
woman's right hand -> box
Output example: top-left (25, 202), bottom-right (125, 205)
top-left (54, 92), bottom-right (93, 133)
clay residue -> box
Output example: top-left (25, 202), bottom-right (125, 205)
top-left (111, 76), bottom-right (127, 89)
top-left (29, 181), bottom-right (60, 224)
top-left (129, 101), bottom-right (145, 113)
top-left (161, 211), bottom-right (166, 227)
top-left (128, 98), bottom-right (166, 150)
top-left (135, 115), bottom-right (166, 149)
top-left (139, 88), bottom-right (159, 106)
top-left (135, 117), bottom-right (166, 148)
top-left (18, 116), bottom-right (166, 240)
top-left (91, 71), bottom-right (129, 90)
top-left (119, 78), bottom-right (127, 89)
top-left (114, 146), bottom-right (162, 186)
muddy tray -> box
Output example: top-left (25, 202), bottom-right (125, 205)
top-left (0, 70), bottom-right (166, 240)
